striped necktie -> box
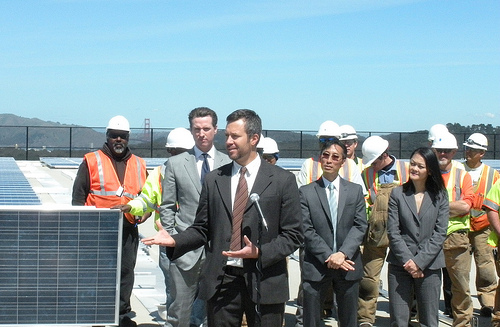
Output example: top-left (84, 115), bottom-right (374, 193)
top-left (230, 167), bottom-right (248, 251)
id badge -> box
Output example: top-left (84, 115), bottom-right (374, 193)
top-left (116, 186), bottom-right (124, 197)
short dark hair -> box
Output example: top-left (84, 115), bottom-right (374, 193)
top-left (319, 138), bottom-right (346, 159)
top-left (188, 107), bottom-right (218, 129)
top-left (403, 147), bottom-right (446, 199)
top-left (226, 109), bottom-right (262, 138)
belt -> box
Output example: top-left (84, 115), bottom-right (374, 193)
top-left (225, 265), bottom-right (245, 277)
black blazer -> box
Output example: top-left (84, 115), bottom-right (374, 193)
top-left (300, 177), bottom-right (368, 282)
top-left (168, 159), bottom-right (303, 304)
top-left (387, 186), bottom-right (449, 270)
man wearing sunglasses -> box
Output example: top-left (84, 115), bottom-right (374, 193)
top-left (72, 115), bottom-right (147, 327)
top-left (462, 133), bottom-right (499, 318)
top-left (432, 131), bottom-right (474, 326)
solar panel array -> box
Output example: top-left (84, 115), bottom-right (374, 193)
top-left (0, 208), bottom-right (122, 326)
top-left (0, 158), bottom-right (41, 205)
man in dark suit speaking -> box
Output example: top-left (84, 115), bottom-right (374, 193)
top-left (142, 109), bottom-right (303, 327)
top-left (300, 139), bottom-right (367, 327)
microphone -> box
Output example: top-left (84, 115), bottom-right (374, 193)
top-left (250, 193), bottom-right (268, 232)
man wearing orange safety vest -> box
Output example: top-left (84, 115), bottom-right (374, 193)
top-left (432, 131), bottom-right (474, 327)
top-left (296, 120), bottom-right (366, 193)
top-left (357, 136), bottom-right (409, 327)
top-left (72, 115), bottom-right (147, 327)
top-left (462, 133), bottom-right (499, 317)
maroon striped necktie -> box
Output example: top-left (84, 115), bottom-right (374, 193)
top-left (230, 166), bottom-right (248, 251)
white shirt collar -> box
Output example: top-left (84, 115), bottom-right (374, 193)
top-left (194, 145), bottom-right (215, 159)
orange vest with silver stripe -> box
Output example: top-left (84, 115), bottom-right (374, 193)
top-left (470, 164), bottom-right (499, 231)
top-left (84, 150), bottom-right (147, 224)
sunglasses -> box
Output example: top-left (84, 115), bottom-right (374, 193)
top-left (464, 138), bottom-right (486, 149)
top-left (319, 137), bottom-right (339, 143)
top-left (434, 148), bottom-right (453, 154)
top-left (107, 131), bottom-right (129, 140)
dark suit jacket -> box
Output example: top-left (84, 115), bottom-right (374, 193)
top-left (387, 186), bottom-right (449, 270)
top-left (167, 159), bottom-right (303, 304)
top-left (301, 177), bottom-right (367, 282)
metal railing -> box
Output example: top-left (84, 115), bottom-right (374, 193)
top-left (1, 126), bottom-right (499, 160)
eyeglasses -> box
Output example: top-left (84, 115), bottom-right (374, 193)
top-left (318, 137), bottom-right (339, 143)
top-left (108, 132), bottom-right (129, 140)
top-left (321, 152), bottom-right (344, 162)
top-left (340, 139), bottom-right (356, 147)
top-left (434, 148), bottom-right (453, 154)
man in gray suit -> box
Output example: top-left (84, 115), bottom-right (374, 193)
top-left (160, 107), bottom-right (230, 327)
top-left (301, 139), bottom-right (367, 327)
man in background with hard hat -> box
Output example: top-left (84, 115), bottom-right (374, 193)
top-left (432, 131), bottom-right (474, 326)
top-left (159, 107), bottom-right (230, 327)
top-left (357, 135), bottom-right (409, 327)
top-left (72, 115), bottom-right (147, 327)
top-left (113, 127), bottom-right (195, 322)
top-left (339, 124), bottom-right (364, 172)
top-left (297, 120), bottom-right (365, 190)
top-left (462, 133), bottom-right (499, 317)
top-left (260, 137), bottom-right (280, 165)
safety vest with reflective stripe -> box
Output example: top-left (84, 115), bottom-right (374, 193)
top-left (128, 164), bottom-right (165, 223)
top-left (84, 150), bottom-right (147, 224)
top-left (304, 157), bottom-right (359, 184)
top-left (362, 159), bottom-right (409, 206)
top-left (444, 166), bottom-right (470, 235)
top-left (468, 164), bottom-right (499, 231)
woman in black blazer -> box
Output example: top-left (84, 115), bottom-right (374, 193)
top-left (387, 147), bottom-right (449, 327)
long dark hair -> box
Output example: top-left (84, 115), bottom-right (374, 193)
top-left (403, 147), bottom-right (445, 198)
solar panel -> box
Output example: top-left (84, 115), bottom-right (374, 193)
top-left (0, 158), bottom-right (41, 205)
top-left (0, 207), bottom-right (122, 326)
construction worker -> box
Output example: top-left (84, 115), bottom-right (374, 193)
top-left (463, 133), bottom-right (499, 317)
top-left (339, 124), bottom-right (364, 172)
top-left (357, 135), bottom-right (409, 327)
top-left (72, 115), bottom-right (147, 327)
top-left (296, 120), bottom-right (365, 191)
top-left (261, 136), bottom-right (280, 165)
top-left (483, 182), bottom-right (500, 327)
top-left (432, 131), bottom-right (474, 327)
top-left (113, 127), bottom-right (194, 321)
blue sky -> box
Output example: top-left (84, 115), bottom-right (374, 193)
top-left (1, 0), bottom-right (499, 133)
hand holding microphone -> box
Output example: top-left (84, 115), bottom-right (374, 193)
top-left (250, 193), bottom-right (268, 232)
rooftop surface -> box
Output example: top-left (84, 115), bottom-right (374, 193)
top-left (7, 158), bottom-right (494, 326)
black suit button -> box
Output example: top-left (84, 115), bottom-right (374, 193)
top-left (416, 233), bottom-right (419, 237)
top-left (226, 238), bottom-right (231, 242)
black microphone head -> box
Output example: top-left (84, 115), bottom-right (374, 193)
top-left (250, 193), bottom-right (260, 202)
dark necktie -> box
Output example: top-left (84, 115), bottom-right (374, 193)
top-left (200, 153), bottom-right (210, 184)
top-left (230, 167), bottom-right (248, 251)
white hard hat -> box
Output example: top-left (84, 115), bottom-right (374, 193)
top-left (165, 128), bottom-right (195, 149)
top-left (464, 133), bottom-right (488, 151)
top-left (361, 136), bottom-right (389, 167)
top-left (432, 131), bottom-right (458, 149)
top-left (262, 137), bottom-right (279, 154)
top-left (339, 125), bottom-right (358, 140)
top-left (106, 115), bottom-right (130, 132)
top-left (316, 120), bottom-right (340, 138)
top-left (428, 124), bottom-right (448, 142)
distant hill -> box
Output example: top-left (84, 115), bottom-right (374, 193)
top-left (0, 113), bottom-right (104, 148)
